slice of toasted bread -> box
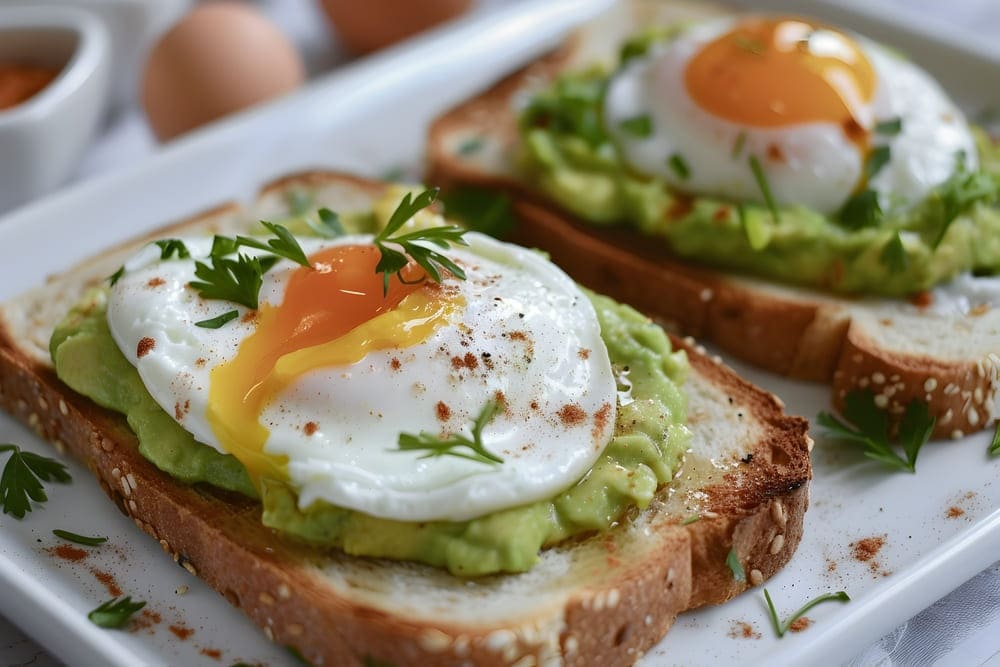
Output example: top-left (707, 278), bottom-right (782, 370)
top-left (425, 0), bottom-right (1000, 440)
top-left (0, 172), bottom-right (810, 666)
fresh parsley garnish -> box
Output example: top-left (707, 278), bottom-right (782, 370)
top-left (235, 221), bottom-right (311, 268)
top-left (307, 208), bottom-right (346, 239)
top-left (285, 189), bottom-right (314, 217)
top-left (732, 131), bottom-right (748, 159)
top-left (681, 514), bottom-right (701, 525)
top-left (726, 547), bottom-right (746, 582)
top-left (195, 309), bottom-right (240, 329)
top-left (739, 205), bottom-right (770, 251)
top-left (990, 423), bottom-right (1000, 457)
top-left (52, 529), bottom-right (107, 546)
top-left (457, 137), bottom-right (485, 155)
top-left (668, 153), bottom-right (691, 180)
top-left (931, 167), bottom-right (997, 248)
top-left (748, 155), bottom-right (780, 223)
top-left (190, 254), bottom-right (267, 310)
top-left (880, 231), bottom-right (908, 273)
top-left (874, 117), bottom-right (903, 136)
top-left (838, 189), bottom-right (882, 230)
top-left (88, 596), bottom-right (146, 629)
top-left (763, 589), bottom-right (850, 637)
top-left (0, 444), bottom-right (71, 519)
top-left (396, 400), bottom-right (503, 465)
top-left (440, 187), bottom-right (516, 239)
top-left (373, 188), bottom-right (468, 295)
top-left (210, 235), bottom-right (239, 258)
top-left (154, 239), bottom-right (190, 260)
top-left (818, 390), bottom-right (934, 473)
top-left (108, 265), bottom-right (125, 286)
top-left (619, 114), bottom-right (653, 138)
top-left (521, 73), bottom-right (608, 148)
top-left (865, 145), bottom-right (891, 181)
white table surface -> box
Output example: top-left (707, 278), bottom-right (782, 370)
top-left (0, 0), bottom-right (998, 665)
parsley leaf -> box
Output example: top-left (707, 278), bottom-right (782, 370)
top-left (726, 548), bottom-right (746, 582)
top-left (210, 235), bottom-right (239, 258)
top-left (817, 390), bottom-right (934, 472)
top-left (190, 254), bottom-right (266, 310)
top-left (740, 205), bottom-right (770, 251)
top-left (521, 73), bottom-right (608, 148)
top-left (235, 221), bottom-right (311, 268)
top-left (396, 400), bottom-right (503, 465)
top-left (108, 266), bottom-right (125, 286)
top-left (0, 444), bottom-right (71, 519)
top-left (440, 188), bottom-right (516, 239)
top-left (308, 208), bottom-right (346, 239)
top-left (931, 168), bottom-right (997, 248)
top-left (899, 400), bottom-right (936, 464)
top-left (619, 114), bottom-right (653, 138)
top-left (681, 514), bottom-right (701, 525)
top-left (457, 137), bottom-right (484, 155)
top-left (195, 309), bottom-right (240, 329)
top-left (763, 589), bottom-right (850, 637)
top-left (88, 596), bottom-right (146, 629)
top-left (731, 131), bottom-right (748, 159)
top-left (748, 155), bottom-right (780, 223)
top-left (52, 529), bottom-right (107, 546)
top-left (154, 239), bottom-right (190, 260)
top-left (373, 188), bottom-right (468, 295)
top-left (991, 423), bottom-right (1000, 457)
top-left (838, 190), bottom-right (882, 230)
top-left (880, 231), bottom-right (908, 273)
top-left (285, 189), bottom-right (314, 217)
top-left (668, 153), bottom-right (691, 180)
top-left (865, 145), bottom-right (891, 181)
top-left (874, 117), bottom-right (903, 136)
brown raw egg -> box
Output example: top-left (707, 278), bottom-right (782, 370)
top-left (318, 0), bottom-right (470, 54)
top-left (142, 2), bottom-right (305, 141)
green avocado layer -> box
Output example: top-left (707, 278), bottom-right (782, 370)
top-left (517, 56), bottom-right (1000, 297)
top-left (51, 288), bottom-right (689, 576)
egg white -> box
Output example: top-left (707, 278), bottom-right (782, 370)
top-left (604, 17), bottom-right (978, 215)
top-left (107, 233), bottom-right (618, 522)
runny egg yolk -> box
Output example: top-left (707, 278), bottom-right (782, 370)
top-left (684, 17), bottom-right (876, 148)
top-left (206, 244), bottom-right (462, 485)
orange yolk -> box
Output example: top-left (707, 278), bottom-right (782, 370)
top-left (685, 17), bottom-right (876, 148)
top-left (206, 244), bottom-right (463, 486)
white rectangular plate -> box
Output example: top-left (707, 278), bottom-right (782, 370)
top-left (0, 1), bottom-right (997, 665)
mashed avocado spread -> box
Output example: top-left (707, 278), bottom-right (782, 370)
top-left (50, 204), bottom-right (689, 576)
top-left (517, 33), bottom-right (1000, 297)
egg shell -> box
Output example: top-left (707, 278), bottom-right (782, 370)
top-left (141, 2), bottom-right (304, 141)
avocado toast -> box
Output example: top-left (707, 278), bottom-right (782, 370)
top-left (426, 0), bottom-right (1000, 440)
top-left (0, 172), bottom-right (811, 665)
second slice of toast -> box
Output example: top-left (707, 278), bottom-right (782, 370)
top-left (425, 0), bottom-right (1000, 440)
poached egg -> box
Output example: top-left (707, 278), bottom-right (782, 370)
top-left (604, 16), bottom-right (978, 215)
top-left (106, 232), bottom-right (618, 522)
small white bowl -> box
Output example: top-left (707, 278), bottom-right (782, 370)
top-left (0, 6), bottom-right (111, 213)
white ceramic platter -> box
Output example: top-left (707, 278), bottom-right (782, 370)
top-left (0, 1), bottom-right (997, 665)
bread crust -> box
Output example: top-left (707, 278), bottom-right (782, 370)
top-left (424, 6), bottom-right (1000, 439)
top-left (0, 172), bottom-right (810, 665)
